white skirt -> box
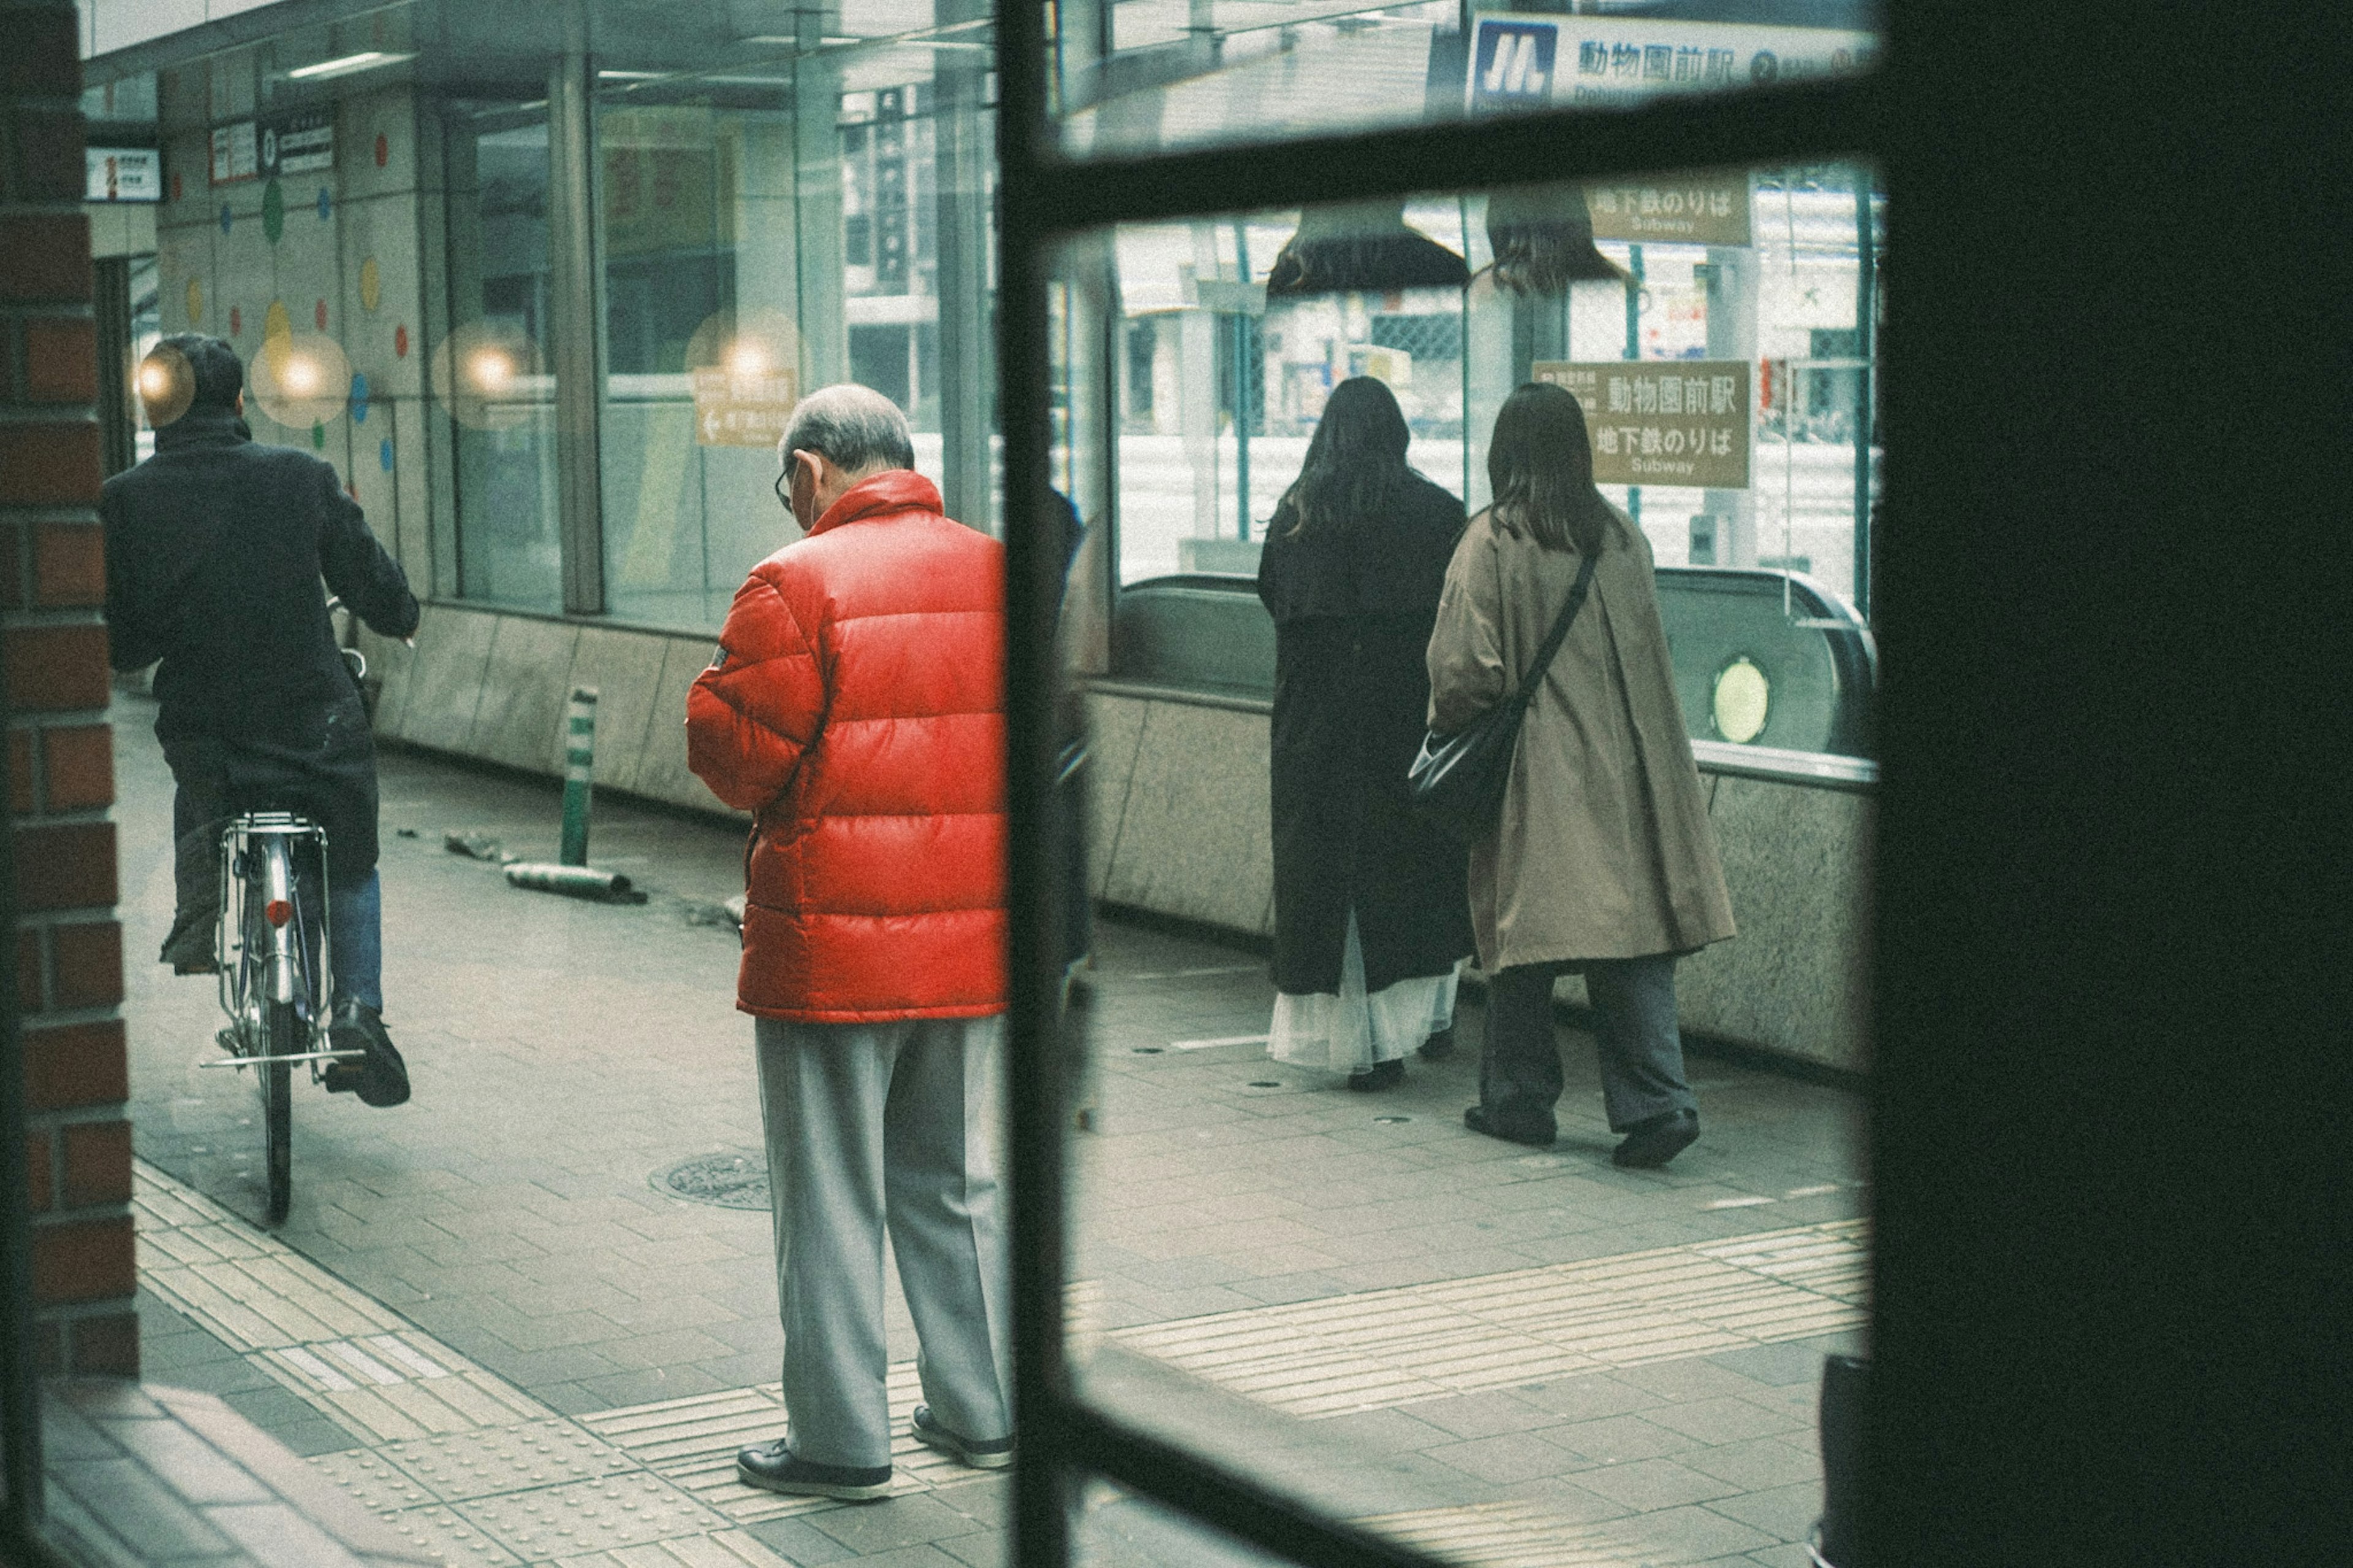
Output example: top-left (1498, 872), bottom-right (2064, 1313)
top-left (1267, 909), bottom-right (1460, 1075)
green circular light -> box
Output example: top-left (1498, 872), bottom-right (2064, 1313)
top-left (1712, 656), bottom-right (1770, 744)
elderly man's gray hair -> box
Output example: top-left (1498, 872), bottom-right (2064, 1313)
top-left (779, 384), bottom-right (915, 475)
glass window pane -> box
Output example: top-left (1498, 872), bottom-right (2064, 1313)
top-left (1053, 1), bottom-right (1883, 162)
top-left (591, 23), bottom-right (1002, 634)
top-left (440, 107), bottom-right (564, 613)
top-left (1104, 162), bottom-right (1882, 759)
top-left (1055, 158), bottom-right (1876, 1568)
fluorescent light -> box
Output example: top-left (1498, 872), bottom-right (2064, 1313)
top-left (597, 70), bottom-right (665, 80)
top-left (287, 51), bottom-right (414, 81)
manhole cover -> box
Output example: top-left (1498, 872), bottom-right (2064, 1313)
top-left (1373, 1116), bottom-right (1412, 1124)
top-left (651, 1152), bottom-right (770, 1210)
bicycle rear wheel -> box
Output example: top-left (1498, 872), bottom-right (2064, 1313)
top-left (261, 999), bottom-right (296, 1223)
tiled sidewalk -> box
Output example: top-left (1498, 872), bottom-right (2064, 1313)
top-left (110, 695), bottom-right (1868, 1566)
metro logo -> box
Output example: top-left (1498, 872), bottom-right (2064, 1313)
top-left (1470, 21), bottom-right (1558, 108)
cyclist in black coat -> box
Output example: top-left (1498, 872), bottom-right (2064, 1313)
top-left (103, 333), bottom-right (421, 1107)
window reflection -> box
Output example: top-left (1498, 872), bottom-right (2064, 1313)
top-left (442, 108), bottom-right (563, 612)
top-left (1056, 1), bottom-right (1883, 161)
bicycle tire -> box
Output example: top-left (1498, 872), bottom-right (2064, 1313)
top-left (262, 998), bottom-right (296, 1224)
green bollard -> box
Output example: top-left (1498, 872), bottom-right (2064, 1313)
top-left (559, 686), bottom-right (597, 866)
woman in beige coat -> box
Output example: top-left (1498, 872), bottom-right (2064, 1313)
top-left (1427, 382), bottom-right (1736, 1166)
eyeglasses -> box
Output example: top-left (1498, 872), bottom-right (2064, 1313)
top-left (774, 467), bottom-right (790, 510)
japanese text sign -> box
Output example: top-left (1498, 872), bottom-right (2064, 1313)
top-left (208, 121), bottom-right (257, 186)
top-left (86, 148), bottom-right (161, 202)
top-left (1469, 16), bottom-right (1876, 113)
top-left (1533, 360), bottom-right (1751, 489)
top-left (259, 108), bottom-right (335, 176)
top-left (1585, 172), bottom-right (1750, 246)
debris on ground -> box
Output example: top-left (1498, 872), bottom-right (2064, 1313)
top-left (681, 895), bottom-right (747, 932)
top-left (502, 862), bottom-right (648, 904)
top-left (445, 831), bottom-right (512, 863)
top-left (395, 827), bottom-right (420, 838)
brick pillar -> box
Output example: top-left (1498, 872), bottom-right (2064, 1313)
top-left (2, 0), bottom-right (138, 1379)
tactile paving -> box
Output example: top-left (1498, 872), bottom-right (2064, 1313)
top-left (454, 1472), bottom-right (730, 1558)
top-left (309, 1446), bottom-right (443, 1513)
top-left (376, 1502), bottom-right (525, 1566)
top-left (380, 1416), bottom-right (639, 1502)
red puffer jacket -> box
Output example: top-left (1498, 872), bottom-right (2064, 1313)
top-left (686, 470), bottom-right (1006, 1022)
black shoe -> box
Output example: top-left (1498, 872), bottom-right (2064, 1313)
top-left (1612, 1107), bottom-right (1700, 1168)
top-left (1347, 1058), bottom-right (1404, 1092)
top-left (1463, 1105), bottom-right (1554, 1147)
top-left (735, 1439), bottom-right (892, 1501)
top-left (1416, 1027), bottom-right (1456, 1061)
top-left (325, 1001), bottom-right (410, 1108)
top-left (912, 1406), bottom-right (1014, 1469)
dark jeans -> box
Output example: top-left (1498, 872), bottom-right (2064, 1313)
top-left (1478, 955), bottom-right (1696, 1143)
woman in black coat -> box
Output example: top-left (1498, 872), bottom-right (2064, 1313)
top-left (1257, 377), bottom-right (1477, 1089)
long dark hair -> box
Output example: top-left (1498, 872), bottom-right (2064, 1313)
top-left (1487, 381), bottom-right (1615, 557)
top-left (1274, 376), bottom-right (1413, 539)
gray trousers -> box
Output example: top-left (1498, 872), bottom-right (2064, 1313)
top-left (754, 1014), bottom-right (1013, 1471)
top-left (1477, 955), bottom-right (1696, 1144)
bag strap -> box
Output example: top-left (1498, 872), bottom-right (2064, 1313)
top-left (1506, 545), bottom-right (1601, 714)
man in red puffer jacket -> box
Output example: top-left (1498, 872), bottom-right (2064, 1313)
top-left (687, 385), bottom-right (1010, 1503)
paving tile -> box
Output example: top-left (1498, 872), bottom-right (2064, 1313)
top-left (1569, 1457), bottom-right (1744, 1512)
top-left (745, 1513), bottom-right (862, 1563)
top-left (1679, 1436), bottom-right (1822, 1492)
top-left (930, 1477), bottom-right (1012, 1529)
top-left (221, 1388), bottom-right (369, 1455)
top-left (49, 1455), bottom-right (237, 1558)
top-left (1640, 1395), bottom-right (1810, 1445)
top-left (1541, 1413), bottom-right (1699, 1466)
top-left (1702, 1480), bottom-right (1824, 1543)
top-left (1513, 1376), bottom-right (1668, 1422)
top-left (97, 1415), bottom-right (276, 1505)
top-left (205, 1501), bottom-right (373, 1568)
top-left (1401, 1391), bottom-right (1561, 1441)
top-left (1613, 1502), bottom-right (1782, 1564)
top-left (1425, 1431), bottom-right (1587, 1485)
top-left (1705, 1342), bottom-right (1830, 1387)
top-left (934, 1528), bottom-right (1008, 1567)
top-left (1612, 1358), bottom-right (1775, 1404)
top-left (806, 1494), bottom-right (990, 1555)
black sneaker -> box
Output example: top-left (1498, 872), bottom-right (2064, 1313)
top-left (325, 1000), bottom-right (410, 1108)
top-left (911, 1406), bottom-right (1014, 1469)
top-left (1347, 1059), bottom-right (1404, 1092)
top-left (735, 1439), bottom-right (893, 1501)
top-left (1416, 1026), bottom-right (1457, 1061)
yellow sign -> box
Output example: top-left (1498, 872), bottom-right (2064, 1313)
top-left (692, 366), bottom-right (799, 449)
top-left (1534, 358), bottom-right (1751, 488)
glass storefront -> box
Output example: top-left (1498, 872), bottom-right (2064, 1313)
top-left (442, 104), bottom-right (565, 613)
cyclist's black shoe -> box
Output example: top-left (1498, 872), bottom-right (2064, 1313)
top-left (325, 1001), bottom-right (410, 1107)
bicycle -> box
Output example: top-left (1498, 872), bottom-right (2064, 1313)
top-left (197, 643), bottom-right (372, 1224)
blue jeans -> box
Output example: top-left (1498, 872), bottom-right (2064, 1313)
top-left (328, 868), bottom-right (383, 1012)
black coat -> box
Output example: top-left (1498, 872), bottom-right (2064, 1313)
top-left (1258, 471), bottom-right (1476, 996)
top-left (102, 406), bottom-right (420, 876)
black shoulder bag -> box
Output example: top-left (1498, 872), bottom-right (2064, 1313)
top-left (1408, 545), bottom-right (1600, 843)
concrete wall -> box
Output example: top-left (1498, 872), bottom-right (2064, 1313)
top-left (366, 612), bottom-right (1869, 1073)
top-left (1081, 686), bottom-right (1873, 1076)
top-left (354, 606), bottom-right (744, 823)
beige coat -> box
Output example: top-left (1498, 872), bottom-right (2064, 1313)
top-left (1427, 507), bottom-right (1735, 971)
